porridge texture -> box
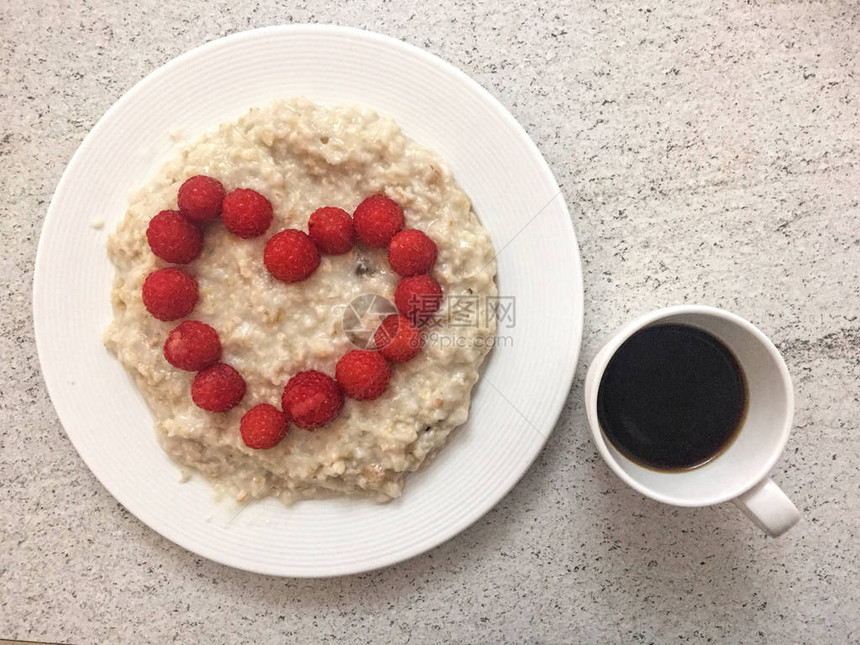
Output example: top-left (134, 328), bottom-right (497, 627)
top-left (105, 98), bottom-right (498, 503)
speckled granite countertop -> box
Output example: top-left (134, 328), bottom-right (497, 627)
top-left (2, 1), bottom-right (858, 643)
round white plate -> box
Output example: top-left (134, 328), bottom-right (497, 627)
top-left (34, 25), bottom-right (583, 577)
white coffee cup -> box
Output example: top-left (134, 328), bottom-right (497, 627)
top-left (584, 305), bottom-right (800, 537)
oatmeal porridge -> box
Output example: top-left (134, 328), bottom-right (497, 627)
top-left (104, 98), bottom-right (498, 503)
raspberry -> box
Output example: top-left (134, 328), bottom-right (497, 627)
top-left (264, 229), bottom-right (320, 282)
top-left (308, 206), bottom-right (355, 255)
top-left (177, 175), bottom-right (225, 223)
top-left (163, 320), bottom-right (221, 371)
top-left (281, 370), bottom-right (344, 430)
top-left (374, 314), bottom-right (423, 363)
top-left (141, 268), bottom-right (199, 321)
top-left (222, 188), bottom-right (273, 238)
top-left (240, 404), bottom-right (289, 449)
top-left (191, 363), bottom-right (246, 412)
top-left (388, 229), bottom-right (438, 276)
top-left (394, 274), bottom-right (443, 325)
top-left (353, 194), bottom-right (404, 248)
top-left (335, 350), bottom-right (391, 401)
top-left (146, 210), bottom-right (203, 264)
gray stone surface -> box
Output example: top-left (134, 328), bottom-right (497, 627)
top-left (2, 1), bottom-right (858, 643)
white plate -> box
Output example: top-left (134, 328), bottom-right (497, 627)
top-left (33, 25), bottom-right (583, 577)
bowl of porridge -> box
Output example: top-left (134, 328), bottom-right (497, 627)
top-left (34, 25), bottom-right (583, 576)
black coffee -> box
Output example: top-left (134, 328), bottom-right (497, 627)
top-left (596, 324), bottom-right (747, 471)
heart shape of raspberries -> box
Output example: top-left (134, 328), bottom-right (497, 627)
top-left (141, 175), bottom-right (443, 450)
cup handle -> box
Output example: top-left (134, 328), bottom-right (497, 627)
top-left (733, 477), bottom-right (800, 537)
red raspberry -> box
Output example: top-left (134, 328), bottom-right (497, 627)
top-left (353, 194), bottom-right (404, 248)
top-left (191, 363), bottom-right (246, 412)
top-left (394, 274), bottom-right (443, 325)
top-left (388, 229), bottom-right (438, 276)
top-left (240, 404), bottom-right (289, 449)
top-left (222, 188), bottom-right (273, 238)
top-left (177, 175), bottom-right (225, 223)
top-left (146, 210), bottom-right (203, 264)
top-left (374, 314), bottom-right (423, 363)
top-left (308, 206), bottom-right (355, 255)
top-left (264, 229), bottom-right (320, 282)
top-left (335, 350), bottom-right (391, 400)
top-left (141, 268), bottom-right (199, 321)
top-left (163, 320), bottom-right (221, 371)
top-left (281, 370), bottom-right (344, 430)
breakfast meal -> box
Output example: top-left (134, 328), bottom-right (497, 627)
top-left (104, 98), bottom-right (498, 503)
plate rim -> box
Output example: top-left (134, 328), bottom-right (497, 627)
top-left (33, 24), bottom-right (584, 577)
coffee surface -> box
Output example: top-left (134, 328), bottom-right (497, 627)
top-left (596, 324), bottom-right (747, 471)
